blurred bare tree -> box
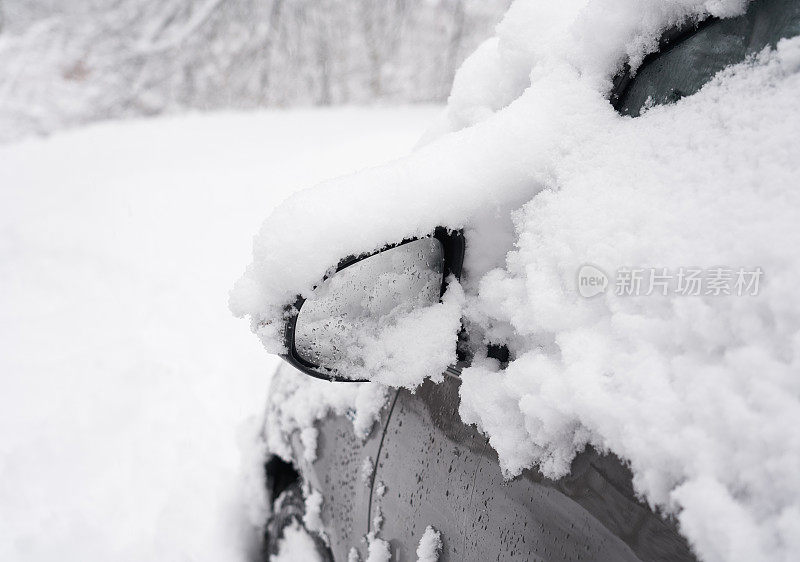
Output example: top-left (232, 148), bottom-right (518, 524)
top-left (0, 0), bottom-right (508, 141)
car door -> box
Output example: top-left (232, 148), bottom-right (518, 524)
top-left (366, 376), bottom-right (695, 562)
top-left (271, 367), bottom-right (393, 560)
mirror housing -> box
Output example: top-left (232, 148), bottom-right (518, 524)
top-left (282, 228), bottom-right (465, 381)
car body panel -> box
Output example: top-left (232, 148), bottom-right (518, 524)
top-left (368, 377), bottom-right (696, 562)
top-left (288, 396), bottom-right (394, 560)
top-left (367, 382), bottom-right (486, 561)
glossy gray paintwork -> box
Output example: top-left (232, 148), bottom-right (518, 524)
top-left (288, 402), bottom-right (391, 560)
top-left (284, 374), bottom-right (697, 561)
top-left (368, 377), bottom-right (696, 562)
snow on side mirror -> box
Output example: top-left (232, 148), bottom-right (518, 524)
top-left (284, 229), bottom-right (464, 382)
top-left (296, 237), bottom-right (444, 366)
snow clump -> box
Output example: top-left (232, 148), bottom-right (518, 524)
top-left (364, 532), bottom-right (391, 562)
top-left (303, 488), bottom-right (327, 543)
top-left (263, 363), bottom-right (387, 463)
top-left (270, 519), bottom-right (323, 562)
top-left (360, 456), bottom-right (375, 485)
top-left (416, 526), bottom-right (442, 562)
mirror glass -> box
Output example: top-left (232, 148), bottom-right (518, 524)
top-left (294, 237), bottom-right (444, 372)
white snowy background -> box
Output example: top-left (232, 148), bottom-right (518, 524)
top-left (0, 2), bottom-right (507, 560)
top-left (0, 107), bottom-right (440, 561)
top-left (0, 0), bottom-right (508, 142)
top-left (4, 1), bottom-right (800, 561)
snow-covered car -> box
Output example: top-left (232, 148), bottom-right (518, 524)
top-left (235, 0), bottom-right (800, 560)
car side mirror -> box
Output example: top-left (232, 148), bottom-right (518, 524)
top-left (283, 228), bottom-right (464, 381)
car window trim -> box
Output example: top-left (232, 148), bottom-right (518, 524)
top-left (610, 16), bottom-right (719, 112)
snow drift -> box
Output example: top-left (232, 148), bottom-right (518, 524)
top-left (0, 107), bottom-right (437, 562)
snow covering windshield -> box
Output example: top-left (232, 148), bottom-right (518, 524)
top-left (232, 1), bottom-right (800, 560)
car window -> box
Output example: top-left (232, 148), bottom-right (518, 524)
top-left (614, 0), bottom-right (800, 116)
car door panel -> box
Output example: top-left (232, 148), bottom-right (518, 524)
top-left (370, 377), bottom-right (697, 562)
top-left (366, 379), bottom-right (485, 561)
top-left (288, 396), bottom-right (394, 560)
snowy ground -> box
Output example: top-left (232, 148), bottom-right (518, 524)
top-left (0, 106), bottom-right (439, 562)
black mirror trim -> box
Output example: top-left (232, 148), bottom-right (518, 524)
top-left (281, 228), bottom-right (465, 382)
